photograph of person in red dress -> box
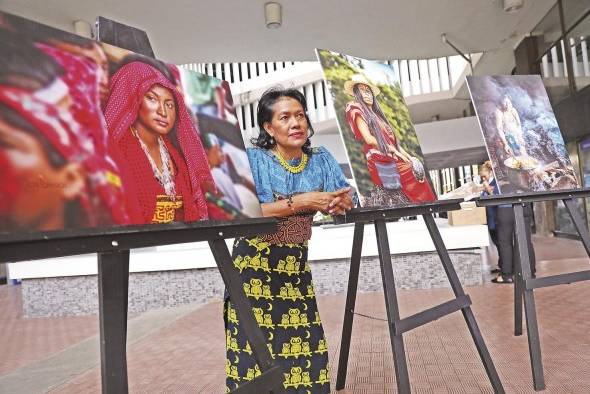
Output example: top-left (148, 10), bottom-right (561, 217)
top-left (103, 60), bottom-right (215, 224)
top-left (316, 49), bottom-right (436, 207)
top-left (0, 11), bottom-right (263, 234)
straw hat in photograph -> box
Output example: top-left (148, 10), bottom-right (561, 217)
top-left (344, 74), bottom-right (381, 97)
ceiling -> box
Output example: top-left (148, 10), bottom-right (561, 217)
top-left (0, 0), bottom-right (556, 64)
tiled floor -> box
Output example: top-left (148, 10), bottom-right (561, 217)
top-left (2, 235), bottom-right (590, 393)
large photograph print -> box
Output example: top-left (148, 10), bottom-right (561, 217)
top-left (466, 75), bottom-right (578, 193)
top-left (315, 49), bottom-right (436, 208)
top-left (0, 12), bottom-right (260, 234)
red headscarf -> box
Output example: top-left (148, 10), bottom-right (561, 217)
top-left (0, 149), bottom-right (17, 217)
top-left (0, 86), bottom-right (130, 227)
top-left (37, 43), bottom-right (109, 155)
top-left (104, 61), bottom-right (213, 221)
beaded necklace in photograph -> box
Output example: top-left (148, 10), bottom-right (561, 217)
top-left (131, 127), bottom-right (177, 197)
top-left (274, 149), bottom-right (308, 174)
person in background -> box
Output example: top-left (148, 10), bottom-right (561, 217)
top-left (203, 133), bottom-right (243, 210)
top-left (482, 161), bottom-right (536, 283)
top-left (495, 95), bottom-right (528, 158)
top-left (224, 87), bottom-right (355, 393)
top-left (480, 161), bottom-right (502, 274)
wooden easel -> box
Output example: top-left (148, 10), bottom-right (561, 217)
top-left (477, 188), bottom-right (590, 391)
top-left (334, 200), bottom-right (505, 393)
top-left (0, 219), bottom-right (286, 394)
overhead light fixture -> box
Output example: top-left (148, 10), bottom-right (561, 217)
top-left (73, 20), bottom-right (92, 38)
top-left (265, 2), bottom-right (282, 29)
top-left (503, 0), bottom-right (524, 13)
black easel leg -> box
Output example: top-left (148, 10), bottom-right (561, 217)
top-left (564, 198), bottom-right (590, 255)
top-left (336, 222), bottom-right (364, 391)
top-left (423, 214), bottom-right (505, 393)
top-left (513, 241), bottom-right (524, 336)
top-left (209, 239), bottom-right (284, 393)
top-left (514, 204), bottom-right (545, 391)
top-left (374, 220), bottom-right (410, 393)
top-left (98, 250), bottom-right (130, 394)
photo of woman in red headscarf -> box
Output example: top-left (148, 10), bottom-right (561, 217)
top-left (103, 60), bottom-right (215, 224)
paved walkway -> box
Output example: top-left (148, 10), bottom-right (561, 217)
top-left (1, 236), bottom-right (590, 393)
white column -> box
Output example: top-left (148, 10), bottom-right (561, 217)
top-left (400, 60), bottom-right (411, 96)
top-left (223, 63), bottom-right (232, 82)
top-left (570, 37), bottom-right (580, 77)
top-left (560, 40), bottom-right (568, 77)
top-left (551, 46), bottom-right (560, 77)
top-left (243, 103), bottom-right (252, 137)
top-left (315, 81), bottom-right (326, 121)
top-left (252, 100), bottom-right (259, 136)
top-left (236, 105), bottom-right (244, 132)
top-left (541, 54), bottom-right (551, 78)
top-left (249, 62), bottom-right (257, 78)
top-left (304, 83), bottom-right (317, 123)
top-left (438, 57), bottom-right (450, 91)
top-left (418, 59), bottom-right (430, 94)
top-left (206, 64), bottom-right (215, 77)
top-left (240, 63), bottom-right (249, 82)
top-left (230, 63), bottom-right (240, 84)
top-left (428, 58), bottom-right (441, 92)
top-left (409, 60), bottom-right (421, 95)
top-left (582, 37), bottom-right (590, 77)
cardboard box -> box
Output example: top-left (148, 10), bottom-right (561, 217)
top-left (448, 206), bottom-right (487, 226)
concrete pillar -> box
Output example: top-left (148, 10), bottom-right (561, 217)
top-left (514, 36), bottom-right (554, 235)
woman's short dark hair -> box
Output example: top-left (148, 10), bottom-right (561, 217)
top-left (251, 86), bottom-right (314, 155)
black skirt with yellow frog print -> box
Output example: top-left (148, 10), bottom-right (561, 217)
top-left (224, 237), bottom-right (330, 393)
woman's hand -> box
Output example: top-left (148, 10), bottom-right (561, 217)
top-left (388, 145), bottom-right (411, 163)
top-left (261, 188), bottom-right (354, 218)
top-left (298, 187), bottom-right (352, 214)
top-left (327, 189), bottom-right (354, 215)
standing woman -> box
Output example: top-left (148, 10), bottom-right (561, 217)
top-left (104, 61), bottom-right (214, 224)
top-left (344, 74), bottom-right (435, 206)
top-left (480, 161), bottom-right (502, 274)
top-left (225, 87), bottom-right (354, 392)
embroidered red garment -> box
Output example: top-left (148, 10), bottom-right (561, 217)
top-left (0, 150), bottom-right (17, 216)
top-left (0, 86), bottom-right (130, 227)
top-left (345, 102), bottom-right (436, 203)
top-left (114, 129), bottom-right (198, 223)
top-left (104, 61), bottom-right (213, 223)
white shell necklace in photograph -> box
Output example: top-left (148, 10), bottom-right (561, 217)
top-left (132, 127), bottom-right (177, 197)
